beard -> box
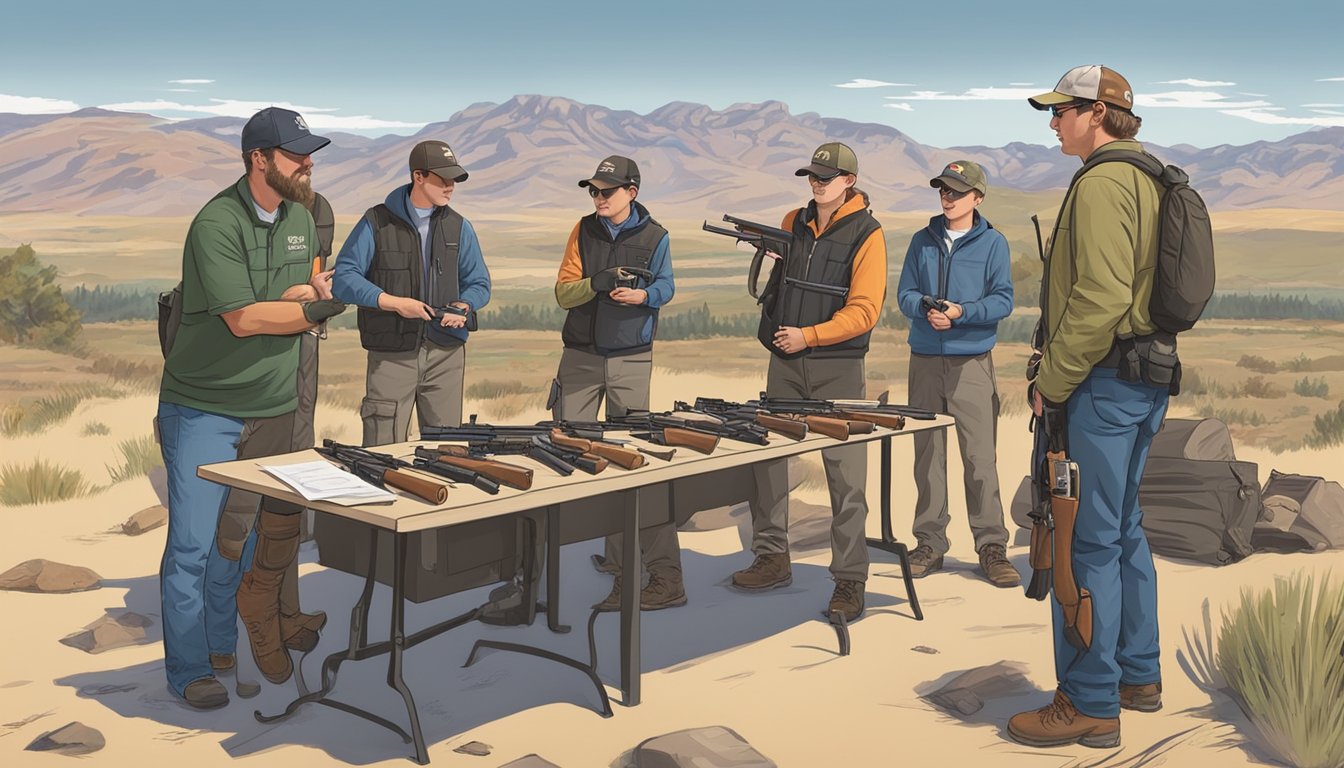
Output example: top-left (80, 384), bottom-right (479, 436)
top-left (265, 163), bottom-right (315, 207)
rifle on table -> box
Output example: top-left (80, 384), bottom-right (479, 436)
top-left (412, 447), bottom-right (534, 491)
top-left (315, 440), bottom-right (454, 504)
top-left (422, 418), bottom-right (639, 474)
top-left (685, 396), bottom-right (872, 440)
top-left (674, 399), bottom-right (808, 441)
top-left (760, 391), bottom-right (935, 424)
top-left (422, 428), bottom-right (600, 477)
top-left (597, 412), bottom-right (725, 455)
top-left (701, 214), bottom-right (792, 300)
top-left (610, 409), bottom-right (771, 449)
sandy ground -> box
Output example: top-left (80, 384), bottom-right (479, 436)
top-left (2, 377), bottom-right (1343, 768)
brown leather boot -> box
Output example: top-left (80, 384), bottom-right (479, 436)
top-left (1007, 690), bottom-right (1120, 748)
top-left (236, 510), bottom-right (300, 684)
top-left (209, 653), bottom-right (236, 672)
top-left (978, 543), bottom-right (1021, 588)
top-left (280, 610), bottom-right (326, 651)
top-left (828, 579), bottom-right (865, 622)
top-left (640, 571), bottom-right (688, 611)
top-left (1120, 682), bottom-right (1162, 712)
top-left (907, 544), bottom-right (944, 578)
top-left (730, 553), bottom-right (792, 591)
top-left (593, 575), bottom-right (623, 612)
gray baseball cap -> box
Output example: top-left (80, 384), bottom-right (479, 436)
top-left (409, 140), bottom-right (468, 183)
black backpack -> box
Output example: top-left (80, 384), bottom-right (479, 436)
top-left (1077, 149), bottom-right (1215, 334)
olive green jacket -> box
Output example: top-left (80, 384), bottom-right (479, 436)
top-left (1037, 139), bottom-right (1161, 403)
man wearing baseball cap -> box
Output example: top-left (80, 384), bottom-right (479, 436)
top-left (333, 139), bottom-right (491, 450)
top-left (1009, 65), bottom-right (1166, 749)
top-left (551, 154), bottom-right (683, 613)
top-left (156, 106), bottom-right (342, 708)
top-left (730, 141), bottom-right (887, 623)
top-left (896, 160), bottom-right (1016, 588)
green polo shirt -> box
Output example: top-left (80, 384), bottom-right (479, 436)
top-left (159, 177), bottom-right (317, 418)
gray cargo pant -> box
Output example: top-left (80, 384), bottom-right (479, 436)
top-left (750, 354), bottom-right (870, 582)
top-left (554, 347), bottom-right (681, 577)
top-left (361, 337), bottom-right (466, 570)
top-left (908, 351), bottom-right (1008, 555)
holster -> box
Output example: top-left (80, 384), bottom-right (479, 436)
top-left (1046, 448), bottom-right (1093, 651)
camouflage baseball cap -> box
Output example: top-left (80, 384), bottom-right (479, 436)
top-left (795, 142), bottom-right (859, 177)
top-left (409, 140), bottom-right (468, 183)
top-left (1029, 65), bottom-right (1135, 111)
top-left (930, 160), bottom-right (987, 195)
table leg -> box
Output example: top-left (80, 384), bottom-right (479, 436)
top-left (864, 434), bottom-right (925, 621)
top-left (545, 506), bottom-right (570, 633)
top-left (620, 488), bottom-right (641, 706)
top-left (388, 532), bottom-right (429, 765)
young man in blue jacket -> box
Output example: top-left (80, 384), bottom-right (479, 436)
top-left (333, 140), bottom-right (491, 445)
top-left (895, 160), bottom-right (1018, 587)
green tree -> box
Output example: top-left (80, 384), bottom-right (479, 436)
top-left (0, 244), bottom-right (83, 350)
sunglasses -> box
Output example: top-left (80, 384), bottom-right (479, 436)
top-left (588, 185), bottom-right (628, 199)
top-left (808, 172), bottom-right (843, 185)
top-left (1049, 101), bottom-right (1094, 119)
top-left (937, 185), bottom-right (971, 201)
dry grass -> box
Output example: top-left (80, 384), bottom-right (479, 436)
top-left (106, 434), bottom-right (163, 483)
top-left (0, 458), bottom-right (97, 506)
top-left (1, 383), bottom-right (126, 436)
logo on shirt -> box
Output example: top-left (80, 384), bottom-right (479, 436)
top-left (286, 234), bottom-right (307, 252)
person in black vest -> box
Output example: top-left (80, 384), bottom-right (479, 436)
top-left (333, 140), bottom-right (492, 446)
top-left (728, 142), bottom-right (887, 622)
top-left (212, 191), bottom-right (336, 685)
top-left (552, 155), bottom-right (683, 612)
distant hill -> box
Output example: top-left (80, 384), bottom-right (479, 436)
top-left (2, 96), bottom-right (1341, 216)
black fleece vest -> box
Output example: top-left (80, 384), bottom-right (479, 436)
top-left (757, 203), bottom-right (881, 359)
top-left (356, 204), bottom-right (462, 352)
top-left (561, 205), bottom-right (667, 356)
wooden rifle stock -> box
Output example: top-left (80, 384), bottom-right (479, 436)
top-left (661, 426), bottom-right (719, 454)
top-left (382, 468), bottom-right (449, 504)
top-left (416, 448), bottom-right (533, 490)
top-left (838, 410), bottom-right (906, 430)
top-left (1047, 449), bottom-right (1092, 650)
top-left (755, 412), bottom-right (807, 440)
top-left (548, 429), bottom-right (645, 470)
top-left (802, 414), bottom-right (851, 441)
top-left (844, 419), bottom-right (875, 436)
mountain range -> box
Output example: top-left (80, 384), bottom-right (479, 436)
top-left (2, 97), bottom-right (1341, 217)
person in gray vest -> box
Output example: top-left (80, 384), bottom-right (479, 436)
top-left (333, 140), bottom-right (492, 446)
top-left (552, 155), bottom-right (683, 612)
top-left (211, 191), bottom-right (336, 685)
top-left (728, 142), bottom-right (887, 623)
top-left (897, 160), bottom-right (1018, 588)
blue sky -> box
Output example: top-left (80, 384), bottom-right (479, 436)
top-left (3, 0), bottom-right (1341, 148)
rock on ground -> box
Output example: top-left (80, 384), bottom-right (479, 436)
top-left (0, 559), bottom-right (101, 593)
top-left (497, 755), bottom-right (561, 768)
top-left (634, 725), bottom-right (775, 768)
top-left (454, 740), bottom-right (491, 756)
top-left (25, 721), bottom-right (105, 755)
top-left (922, 660), bottom-right (1035, 716)
top-left (121, 504), bottom-right (168, 535)
top-left (59, 612), bottom-right (154, 654)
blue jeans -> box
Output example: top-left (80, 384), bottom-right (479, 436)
top-left (1053, 368), bottom-right (1169, 718)
top-left (156, 402), bottom-right (247, 696)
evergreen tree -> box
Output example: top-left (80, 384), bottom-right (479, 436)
top-left (0, 244), bottom-right (82, 350)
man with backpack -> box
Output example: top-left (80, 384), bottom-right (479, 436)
top-left (1009, 65), bottom-right (1202, 748)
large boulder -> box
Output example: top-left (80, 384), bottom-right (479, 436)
top-left (25, 722), bottom-right (105, 755)
top-left (0, 559), bottom-right (101, 593)
top-left (634, 726), bottom-right (775, 768)
top-left (60, 612), bottom-right (154, 654)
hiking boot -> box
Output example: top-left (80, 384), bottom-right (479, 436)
top-left (209, 653), bottom-right (235, 672)
top-left (591, 553), bottom-right (618, 575)
top-left (238, 569), bottom-right (292, 684)
top-left (281, 610), bottom-right (326, 652)
top-left (906, 544), bottom-right (944, 578)
top-left (593, 575), bottom-right (624, 612)
top-left (1120, 682), bottom-right (1162, 712)
top-left (978, 543), bottom-right (1021, 588)
top-left (730, 553), bottom-right (792, 591)
top-left (1007, 689), bottom-right (1120, 748)
top-left (827, 579), bottom-right (865, 622)
top-left (181, 677), bottom-right (229, 710)
top-left (640, 571), bottom-right (688, 611)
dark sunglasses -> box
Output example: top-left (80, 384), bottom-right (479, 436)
top-left (1050, 101), bottom-right (1094, 119)
top-left (808, 172), bottom-right (843, 185)
top-left (588, 185), bottom-right (628, 199)
top-left (937, 185), bottom-right (971, 201)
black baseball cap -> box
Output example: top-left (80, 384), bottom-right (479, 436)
top-left (578, 155), bottom-right (641, 190)
top-left (409, 140), bottom-right (468, 183)
top-left (241, 107), bottom-right (330, 155)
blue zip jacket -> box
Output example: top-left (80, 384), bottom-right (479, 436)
top-left (896, 212), bottom-right (1013, 356)
top-left (332, 184), bottom-right (492, 344)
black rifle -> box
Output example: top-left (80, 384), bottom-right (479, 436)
top-left (316, 441), bottom-right (451, 504)
top-left (758, 392), bottom-right (937, 422)
top-left (321, 439), bottom-right (499, 495)
top-left (420, 426), bottom-right (604, 476)
top-left (701, 214), bottom-right (792, 300)
top-left (677, 398), bottom-right (810, 441)
top-left (608, 410), bottom-right (768, 447)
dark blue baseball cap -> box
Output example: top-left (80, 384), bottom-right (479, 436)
top-left (241, 107), bottom-right (330, 155)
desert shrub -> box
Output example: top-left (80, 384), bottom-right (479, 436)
top-left (1217, 573), bottom-right (1344, 768)
top-left (1304, 401), bottom-right (1344, 449)
top-left (1239, 375), bottom-right (1284, 399)
top-left (1283, 353), bottom-right (1315, 373)
top-left (0, 458), bottom-right (97, 506)
top-left (0, 383), bottom-right (126, 436)
top-left (466, 379), bottom-right (542, 400)
top-left (1198, 404), bottom-right (1266, 427)
top-left (1182, 367), bottom-right (1230, 398)
top-left (86, 355), bottom-right (161, 390)
top-left (1237, 354), bottom-right (1278, 374)
top-left (1293, 376), bottom-right (1330, 399)
top-left (81, 421), bottom-right (111, 436)
top-left (106, 435), bottom-right (163, 483)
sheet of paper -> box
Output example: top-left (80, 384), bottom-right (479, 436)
top-left (260, 460), bottom-right (397, 505)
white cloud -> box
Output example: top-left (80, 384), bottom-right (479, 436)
top-left (1221, 108), bottom-right (1344, 127)
top-left (1316, 76), bottom-right (1344, 82)
top-left (1303, 103), bottom-right (1344, 107)
top-left (1309, 109), bottom-right (1344, 116)
top-left (1239, 92), bottom-right (1269, 97)
top-left (836, 78), bottom-right (914, 89)
top-left (1136, 90), bottom-right (1272, 109)
top-left (96, 97), bottom-right (424, 130)
top-left (884, 103), bottom-right (914, 111)
top-left (0, 92), bottom-right (81, 113)
top-left (1157, 78), bottom-right (1235, 87)
top-left (167, 88), bottom-right (197, 93)
top-left (169, 79), bottom-right (214, 84)
top-left (1008, 82), bottom-right (1035, 86)
top-left (884, 86), bottom-right (1041, 101)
